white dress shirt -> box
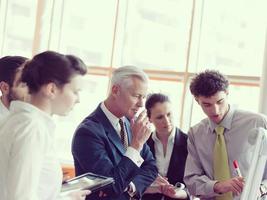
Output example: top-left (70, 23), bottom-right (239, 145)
top-left (0, 101), bottom-right (63, 200)
top-left (151, 128), bottom-right (175, 177)
top-left (0, 97), bottom-right (9, 121)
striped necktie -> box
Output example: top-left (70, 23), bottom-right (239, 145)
top-left (119, 119), bottom-right (128, 150)
top-left (213, 125), bottom-right (232, 200)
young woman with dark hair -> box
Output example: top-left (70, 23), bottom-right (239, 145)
top-left (0, 51), bottom-right (90, 200)
top-left (143, 93), bottom-right (189, 200)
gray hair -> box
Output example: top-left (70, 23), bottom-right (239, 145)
top-left (111, 66), bottom-right (149, 88)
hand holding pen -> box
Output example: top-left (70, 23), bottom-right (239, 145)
top-left (233, 160), bottom-right (242, 177)
top-left (214, 160), bottom-right (244, 195)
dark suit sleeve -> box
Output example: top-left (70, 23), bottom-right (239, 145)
top-left (72, 122), bottom-right (140, 198)
top-left (132, 143), bottom-right (158, 198)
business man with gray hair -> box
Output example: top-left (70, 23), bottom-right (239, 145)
top-left (72, 66), bottom-right (158, 200)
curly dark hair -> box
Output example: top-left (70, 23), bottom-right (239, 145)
top-left (190, 70), bottom-right (229, 97)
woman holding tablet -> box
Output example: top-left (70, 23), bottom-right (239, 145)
top-left (0, 51), bottom-right (90, 200)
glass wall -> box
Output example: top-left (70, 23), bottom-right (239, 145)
top-left (0, 0), bottom-right (266, 161)
top-left (0, 0), bottom-right (37, 57)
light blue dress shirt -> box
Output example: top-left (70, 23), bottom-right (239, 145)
top-left (184, 105), bottom-right (267, 200)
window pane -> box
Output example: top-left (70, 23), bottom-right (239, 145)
top-left (228, 85), bottom-right (260, 112)
top-left (1, 0), bottom-right (37, 57)
top-left (180, 84), bottom-right (195, 131)
top-left (190, 0), bottom-right (267, 76)
top-left (121, 0), bottom-right (193, 71)
top-left (58, 0), bottom-right (117, 66)
top-left (55, 75), bottom-right (109, 161)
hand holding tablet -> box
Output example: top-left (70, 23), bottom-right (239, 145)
top-left (61, 172), bottom-right (114, 195)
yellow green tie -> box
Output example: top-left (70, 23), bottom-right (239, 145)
top-left (213, 126), bottom-right (232, 200)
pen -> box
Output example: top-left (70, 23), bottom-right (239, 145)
top-left (233, 160), bottom-right (242, 177)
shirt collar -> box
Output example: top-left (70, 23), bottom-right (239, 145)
top-left (9, 100), bottom-right (56, 132)
top-left (209, 104), bottom-right (235, 133)
top-left (100, 102), bottom-right (121, 128)
top-left (152, 127), bottom-right (176, 144)
top-left (0, 97), bottom-right (9, 113)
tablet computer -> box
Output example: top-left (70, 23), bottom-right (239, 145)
top-left (61, 172), bottom-right (114, 194)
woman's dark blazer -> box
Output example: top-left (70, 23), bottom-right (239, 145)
top-left (142, 127), bottom-right (188, 200)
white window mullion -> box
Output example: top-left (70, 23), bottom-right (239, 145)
top-left (0, 0), bottom-right (9, 56)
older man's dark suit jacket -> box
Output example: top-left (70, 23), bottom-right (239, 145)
top-left (71, 104), bottom-right (158, 200)
top-left (142, 128), bottom-right (188, 200)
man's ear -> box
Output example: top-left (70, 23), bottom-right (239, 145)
top-left (225, 90), bottom-right (229, 96)
top-left (111, 84), bottom-right (120, 96)
top-left (0, 81), bottom-right (10, 95)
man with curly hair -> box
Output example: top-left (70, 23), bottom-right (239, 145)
top-left (184, 70), bottom-right (267, 200)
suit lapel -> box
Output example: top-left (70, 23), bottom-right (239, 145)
top-left (94, 105), bottom-right (125, 155)
top-left (167, 128), bottom-right (187, 184)
top-left (147, 135), bottom-right (155, 157)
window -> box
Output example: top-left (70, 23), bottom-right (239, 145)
top-left (0, 0), bottom-right (37, 57)
top-left (0, 0), bottom-right (266, 162)
top-left (120, 0), bottom-right (193, 71)
top-left (58, 0), bottom-right (117, 66)
top-left (189, 0), bottom-right (267, 76)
